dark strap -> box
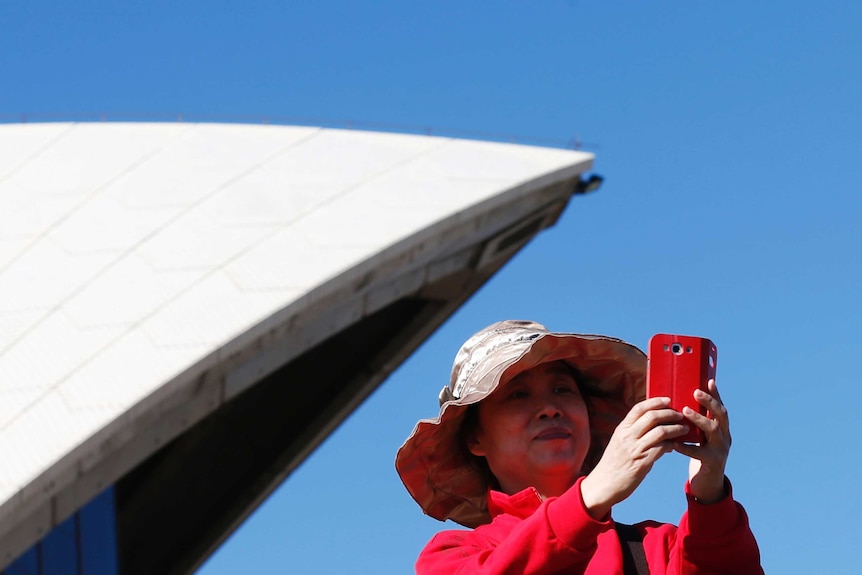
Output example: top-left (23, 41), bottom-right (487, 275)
top-left (616, 523), bottom-right (650, 575)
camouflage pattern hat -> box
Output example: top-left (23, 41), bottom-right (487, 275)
top-left (395, 320), bottom-right (646, 528)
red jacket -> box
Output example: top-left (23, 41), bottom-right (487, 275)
top-left (416, 476), bottom-right (763, 575)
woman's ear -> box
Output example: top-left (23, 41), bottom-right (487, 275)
top-left (466, 432), bottom-right (486, 457)
top-left (461, 404), bottom-right (486, 457)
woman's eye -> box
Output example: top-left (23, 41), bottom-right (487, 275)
top-left (554, 386), bottom-right (574, 394)
top-left (508, 390), bottom-right (528, 399)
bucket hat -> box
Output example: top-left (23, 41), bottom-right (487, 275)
top-left (395, 320), bottom-right (646, 528)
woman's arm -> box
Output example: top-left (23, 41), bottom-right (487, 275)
top-left (416, 477), bottom-right (608, 575)
top-left (670, 481), bottom-right (763, 574)
top-left (669, 381), bottom-right (764, 574)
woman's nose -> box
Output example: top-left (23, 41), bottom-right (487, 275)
top-left (536, 398), bottom-right (562, 419)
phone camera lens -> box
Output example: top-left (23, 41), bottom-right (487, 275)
top-left (671, 343), bottom-right (683, 355)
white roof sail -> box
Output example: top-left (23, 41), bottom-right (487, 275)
top-left (0, 122), bottom-right (594, 568)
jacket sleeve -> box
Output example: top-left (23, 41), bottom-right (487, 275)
top-left (666, 479), bottom-right (764, 575)
top-left (415, 477), bottom-right (609, 575)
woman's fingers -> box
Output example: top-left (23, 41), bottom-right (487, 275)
top-left (622, 396), bottom-right (672, 421)
top-left (623, 397), bottom-right (686, 440)
top-left (686, 380), bottom-right (731, 443)
top-left (640, 420), bottom-right (690, 448)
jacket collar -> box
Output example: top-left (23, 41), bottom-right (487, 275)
top-left (486, 487), bottom-right (544, 520)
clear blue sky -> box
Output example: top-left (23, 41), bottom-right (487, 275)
top-left (4, 2), bottom-right (861, 573)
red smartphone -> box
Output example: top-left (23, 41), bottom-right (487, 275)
top-left (646, 334), bottom-right (717, 444)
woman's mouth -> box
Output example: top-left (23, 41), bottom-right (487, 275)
top-left (534, 427), bottom-right (571, 441)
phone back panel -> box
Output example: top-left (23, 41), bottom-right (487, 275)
top-left (646, 334), bottom-right (717, 443)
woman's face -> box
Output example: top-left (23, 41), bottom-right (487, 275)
top-left (467, 361), bottom-right (590, 497)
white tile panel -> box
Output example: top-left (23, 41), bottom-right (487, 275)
top-left (0, 238), bottom-right (34, 273)
top-left (0, 309), bottom-right (45, 352)
top-left (57, 330), bottom-right (207, 413)
top-left (62, 254), bottom-right (203, 329)
top-left (140, 271), bottom-right (296, 348)
top-left (291, 190), bottom-right (438, 251)
top-left (0, 239), bottom-right (114, 313)
top-left (224, 227), bottom-right (369, 292)
top-left (111, 124), bottom-right (318, 210)
top-left (137, 208), bottom-right (277, 271)
top-left (254, 128), bottom-right (446, 188)
top-left (3, 123), bottom-right (187, 197)
top-left (0, 392), bottom-right (98, 496)
top-left (0, 312), bottom-right (123, 409)
top-left (0, 123), bottom-right (71, 180)
top-left (359, 174), bottom-right (496, 213)
top-left (0, 388), bottom-right (45, 441)
top-left (406, 137), bottom-right (585, 181)
top-left (197, 177), bottom-right (332, 228)
top-left (0, 184), bottom-right (81, 241)
top-left (215, 166), bottom-right (340, 222)
top-left (47, 193), bottom-right (178, 255)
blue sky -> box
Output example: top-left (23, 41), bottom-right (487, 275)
top-left (4, 2), bottom-right (862, 573)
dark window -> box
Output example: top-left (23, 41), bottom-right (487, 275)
top-left (79, 489), bottom-right (118, 575)
top-left (40, 515), bottom-right (78, 575)
top-left (2, 487), bottom-right (117, 575)
top-left (4, 547), bottom-right (38, 575)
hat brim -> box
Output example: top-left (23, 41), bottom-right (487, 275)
top-left (395, 331), bottom-right (646, 528)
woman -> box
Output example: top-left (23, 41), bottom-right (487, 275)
top-left (396, 320), bottom-right (762, 574)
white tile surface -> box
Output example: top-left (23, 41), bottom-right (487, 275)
top-left (48, 194), bottom-right (178, 255)
top-left (0, 239), bottom-right (114, 313)
top-left (0, 123), bottom-right (72, 180)
top-left (62, 254), bottom-right (203, 328)
top-left (3, 123), bottom-right (186, 197)
top-left (0, 238), bottom-right (34, 270)
top-left (291, 193), bottom-right (430, 250)
top-left (258, 128), bottom-right (445, 188)
top-left (224, 227), bottom-right (368, 292)
top-left (0, 309), bottom-right (45, 352)
top-left (140, 271), bottom-right (296, 348)
top-left (411, 138), bottom-right (586, 181)
top-left (138, 207), bottom-right (277, 271)
top-left (111, 124), bottom-right (317, 210)
top-left (0, 393), bottom-right (90, 493)
top-left (0, 186), bottom-right (81, 241)
top-left (0, 312), bottom-right (123, 410)
top-left (57, 330), bottom-right (207, 413)
top-left (0, 388), bottom-right (46, 439)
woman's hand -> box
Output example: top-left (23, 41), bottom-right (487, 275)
top-left (673, 379), bottom-right (732, 504)
top-left (580, 397), bottom-right (689, 519)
